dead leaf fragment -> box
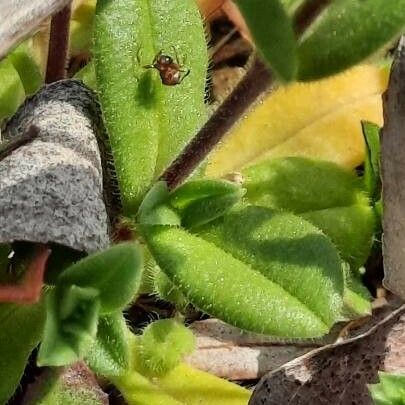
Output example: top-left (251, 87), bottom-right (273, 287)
top-left (250, 304), bottom-right (405, 405)
top-left (197, 0), bottom-right (227, 20)
top-left (381, 36), bottom-right (405, 300)
top-left (187, 297), bottom-right (403, 381)
top-left (197, 0), bottom-right (251, 41)
top-left (221, 1), bottom-right (251, 43)
top-left (0, 0), bottom-right (71, 60)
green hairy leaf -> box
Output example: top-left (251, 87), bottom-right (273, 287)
top-left (342, 264), bottom-right (371, 318)
top-left (58, 242), bottom-right (143, 314)
top-left (86, 312), bottom-right (130, 377)
top-left (137, 319), bottom-right (195, 376)
top-left (298, 0), bottom-right (405, 80)
top-left (281, 0), bottom-right (303, 13)
top-left (369, 372), bottom-right (405, 405)
top-left (0, 302), bottom-right (45, 404)
top-left (74, 61), bottom-right (97, 90)
top-left (137, 181), bottom-right (180, 226)
top-left (142, 207), bottom-right (344, 337)
top-left (152, 265), bottom-right (189, 310)
top-left (169, 179), bottom-right (245, 228)
top-left (235, 0), bottom-right (297, 81)
top-left (8, 43), bottom-right (43, 95)
top-left (0, 58), bottom-right (25, 122)
top-left (70, 0), bottom-right (96, 56)
top-left (138, 179), bottom-right (244, 228)
top-left (38, 286), bottom-right (100, 367)
top-left (39, 243), bottom-right (142, 367)
top-left (362, 121), bottom-right (381, 202)
top-left (243, 157), bottom-right (375, 269)
top-left (243, 157), bottom-right (367, 212)
top-left (196, 206), bottom-right (344, 328)
top-left (301, 205), bottom-right (375, 271)
top-left (94, 0), bottom-right (208, 214)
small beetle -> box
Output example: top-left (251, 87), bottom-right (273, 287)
top-left (143, 48), bottom-right (190, 86)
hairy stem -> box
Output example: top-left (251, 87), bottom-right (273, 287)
top-left (160, 0), bottom-right (332, 189)
top-left (161, 57), bottom-right (271, 188)
top-left (45, 4), bottom-right (72, 83)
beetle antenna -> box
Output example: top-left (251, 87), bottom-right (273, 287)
top-left (179, 69), bottom-right (190, 83)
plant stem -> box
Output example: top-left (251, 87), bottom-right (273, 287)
top-left (161, 0), bottom-right (332, 189)
top-left (45, 4), bottom-right (71, 83)
top-left (161, 57), bottom-right (271, 188)
top-left (0, 125), bottom-right (39, 161)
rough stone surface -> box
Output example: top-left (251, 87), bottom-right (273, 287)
top-left (1, 80), bottom-right (110, 252)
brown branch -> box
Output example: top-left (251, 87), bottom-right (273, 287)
top-left (0, 125), bottom-right (39, 161)
top-left (160, 0), bottom-right (332, 190)
top-left (0, 244), bottom-right (51, 304)
top-left (161, 57), bottom-right (271, 188)
top-left (45, 4), bottom-right (71, 83)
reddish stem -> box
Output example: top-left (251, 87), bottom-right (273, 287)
top-left (45, 5), bottom-right (72, 83)
top-left (0, 245), bottom-right (51, 304)
top-left (160, 57), bottom-right (271, 189)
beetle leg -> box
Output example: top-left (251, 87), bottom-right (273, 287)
top-left (179, 68), bottom-right (191, 83)
top-left (171, 45), bottom-right (181, 65)
top-left (154, 49), bottom-right (163, 63)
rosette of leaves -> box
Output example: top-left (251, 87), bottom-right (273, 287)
top-left (38, 242), bottom-right (143, 368)
top-left (138, 179), bottom-right (345, 338)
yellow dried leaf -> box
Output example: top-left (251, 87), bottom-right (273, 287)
top-left (206, 65), bottom-right (389, 177)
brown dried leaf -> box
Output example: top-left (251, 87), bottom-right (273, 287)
top-left (186, 298), bottom-right (402, 381)
top-left (196, 0), bottom-right (227, 21)
top-left (381, 36), bottom-right (405, 300)
top-left (0, 0), bottom-right (71, 60)
top-left (221, 1), bottom-right (252, 43)
top-left (212, 67), bottom-right (246, 102)
top-left (249, 304), bottom-right (405, 405)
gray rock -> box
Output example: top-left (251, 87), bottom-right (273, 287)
top-left (1, 80), bottom-right (112, 252)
